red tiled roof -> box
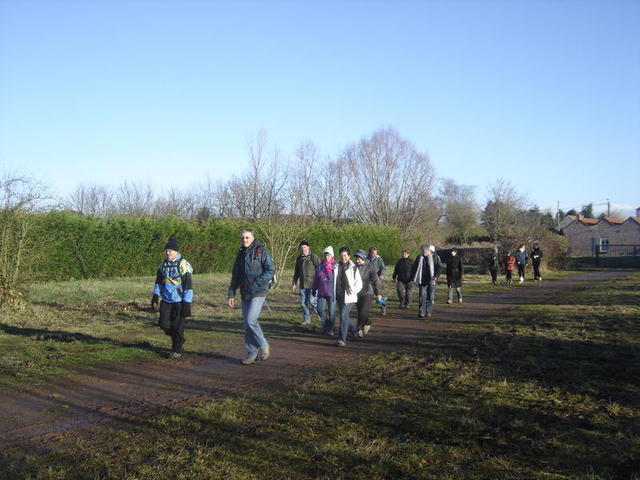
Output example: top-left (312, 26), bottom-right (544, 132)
top-left (626, 217), bottom-right (640, 225)
top-left (578, 218), bottom-right (599, 225)
top-left (601, 217), bottom-right (625, 225)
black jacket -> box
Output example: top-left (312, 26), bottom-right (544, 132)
top-left (392, 257), bottom-right (414, 283)
top-left (531, 247), bottom-right (543, 265)
top-left (446, 255), bottom-right (464, 286)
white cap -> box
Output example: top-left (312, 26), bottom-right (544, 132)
top-left (429, 245), bottom-right (435, 252)
top-left (322, 246), bottom-right (334, 257)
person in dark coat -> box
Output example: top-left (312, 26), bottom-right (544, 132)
top-left (354, 249), bottom-right (382, 337)
top-left (531, 242), bottom-right (544, 281)
top-left (227, 228), bottom-right (275, 365)
top-left (392, 250), bottom-right (414, 308)
top-left (446, 247), bottom-right (464, 304)
top-left (151, 237), bottom-right (193, 358)
top-left (292, 240), bottom-right (320, 325)
top-left (515, 244), bottom-right (528, 283)
top-left (487, 247), bottom-right (500, 285)
top-left (410, 245), bottom-right (442, 318)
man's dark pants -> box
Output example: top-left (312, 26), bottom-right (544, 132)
top-left (159, 301), bottom-right (185, 353)
top-left (356, 294), bottom-right (372, 329)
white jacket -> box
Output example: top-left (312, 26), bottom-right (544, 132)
top-left (333, 260), bottom-right (362, 304)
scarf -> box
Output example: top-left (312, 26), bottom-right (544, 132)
top-left (339, 261), bottom-right (352, 295)
top-left (322, 258), bottom-right (336, 277)
top-left (413, 254), bottom-right (434, 285)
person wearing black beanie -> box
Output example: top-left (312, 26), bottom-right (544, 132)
top-left (151, 237), bottom-right (194, 358)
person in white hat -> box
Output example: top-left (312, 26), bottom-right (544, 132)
top-left (311, 246), bottom-right (338, 335)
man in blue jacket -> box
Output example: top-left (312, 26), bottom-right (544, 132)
top-left (227, 228), bottom-right (276, 365)
top-left (151, 237), bottom-right (193, 358)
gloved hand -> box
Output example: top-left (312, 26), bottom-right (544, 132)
top-left (182, 302), bottom-right (192, 317)
top-left (151, 294), bottom-right (160, 309)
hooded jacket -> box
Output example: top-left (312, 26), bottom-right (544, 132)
top-left (228, 240), bottom-right (275, 300)
top-left (312, 259), bottom-right (336, 298)
top-left (153, 253), bottom-right (193, 304)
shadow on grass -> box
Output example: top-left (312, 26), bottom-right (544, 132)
top-left (0, 323), bottom-right (167, 356)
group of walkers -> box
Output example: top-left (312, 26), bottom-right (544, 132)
top-left (486, 243), bottom-right (544, 285)
top-left (151, 229), bottom-right (542, 364)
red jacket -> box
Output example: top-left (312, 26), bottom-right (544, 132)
top-left (504, 255), bottom-right (516, 271)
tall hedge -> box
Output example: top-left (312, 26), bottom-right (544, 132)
top-left (23, 213), bottom-right (410, 281)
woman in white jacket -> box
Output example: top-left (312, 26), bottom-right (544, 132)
top-left (334, 247), bottom-right (363, 347)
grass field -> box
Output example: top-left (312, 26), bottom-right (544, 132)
top-left (0, 269), bottom-right (573, 388)
top-left (1, 270), bottom-right (638, 479)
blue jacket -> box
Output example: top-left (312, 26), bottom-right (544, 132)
top-left (228, 240), bottom-right (275, 299)
top-left (516, 249), bottom-right (528, 265)
top-left (152, 254), bottom-right (193, 304)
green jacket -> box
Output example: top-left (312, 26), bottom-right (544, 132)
top-left (293, 253), bottom-right (320, 289)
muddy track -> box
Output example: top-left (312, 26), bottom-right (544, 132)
top-left (0, 271), bottom-right (628, 457)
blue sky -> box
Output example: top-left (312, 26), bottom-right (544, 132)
top-left (1, 0), bottom-right (638, 216)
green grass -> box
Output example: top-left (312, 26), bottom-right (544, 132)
top-left (1, 271), bottom-right (639, 479)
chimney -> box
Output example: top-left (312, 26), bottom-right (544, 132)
top-left (578, 213), bottom-right (584, 220)
top-left (636, 206), bottom-right (640, 218)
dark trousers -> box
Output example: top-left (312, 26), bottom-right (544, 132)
top-left (506, 270), bottom-right (513, 283)
top-left (533, 261), bottom-right (541, 280)
top-left (517, 264), bottom-right (526, 279)
top-left (158, 301), bottom-right (185, 353)
top-left (489, 268), bottom-right (498, 283)
top-left (356, 294), bottom-right (372, 328)
top-left (396, 281), bottom-right (413, 307)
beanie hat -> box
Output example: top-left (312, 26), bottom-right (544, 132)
top-left (354, 249), bottom-right (368, 260)
top-left (299, 240), bottom-right (310, 247)
top-left (322, 246), bottom-right (334, 257)
top-left (165, 237), bottom-right (179, 251)
top-left (429, 245), bottom-right (436, 252)
top-left (421, 244), bottom-right (429, 251)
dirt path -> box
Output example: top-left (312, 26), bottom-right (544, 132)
top-left (0, 271), bottom-right (627, 455)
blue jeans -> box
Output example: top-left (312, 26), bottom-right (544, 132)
top-left (317, 296), bottom-right (336, 333)
top-left (418, 283), bottom-right (436, 315)
top-left (299, 288), bottom-right (318, 322)
top-left (241, 296), bottom-right (268, 358)
top-left (338, 302), bottom-right (357, 343)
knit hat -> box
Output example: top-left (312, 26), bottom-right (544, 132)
top-left (165, 237), bottom-right (179, 251)
top-left (429, 245), bottom-right (436, 252)
top-left (421, 244), bottom-right (429, 251)
top-left (299, 240), bottom-right (310, 247)
top-left (322, 246), bottom-right (334, 257)
top-left (354, 249), bottom-right (368, 260)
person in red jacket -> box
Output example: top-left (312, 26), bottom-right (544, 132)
top-left (503, 251), bottom-right (516, 285)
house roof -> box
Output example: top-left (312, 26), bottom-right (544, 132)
top-left (625, 217), bottom-right (640, 225)
top-left (577, 217), bottom-right (599, 225)
top-left (600, 217), bottom-right (625, 225)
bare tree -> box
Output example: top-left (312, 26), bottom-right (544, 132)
top-left (217, 131), bottom-right (289, 220)
top-left (345, 127), bottom-right (435, 230)
top-left (66, 183), bottom-right (115, 216)
top-left (481, 178), bottom-right (528, 243)
top-left (290, 142), bottom-right (350, 221)
top-left (115, 181), bottom-right (156, 216)
top-left (439, 179), bottom-right (479, 244)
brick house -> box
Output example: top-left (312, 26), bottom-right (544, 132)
top-left (562, 208), bottom-right (640, 256)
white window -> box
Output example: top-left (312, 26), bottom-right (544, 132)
top-left (599, 237), bottom-right (609, 253)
